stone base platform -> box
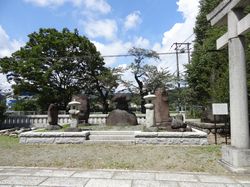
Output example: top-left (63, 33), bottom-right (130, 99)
top-left (19, 131), bottom-right (90, 144)
top-left (220, 145), bottom-right (250, 174)
top-left (19, 129), bottom-right (208, 145)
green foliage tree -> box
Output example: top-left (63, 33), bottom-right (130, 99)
top-left (0, 28), bottom-right (118, 112)
top-left (186, 0), bottom-right (229, 107)
top-left (0, 96), bottom-right (6, 123)
top-left (124, 47), bottom-right (172, 113)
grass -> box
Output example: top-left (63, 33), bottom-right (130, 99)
top-left (0, 135), bottom-right (228, 174)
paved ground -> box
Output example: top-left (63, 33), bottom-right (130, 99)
top-left (0, 166), bottom-right (249, 187)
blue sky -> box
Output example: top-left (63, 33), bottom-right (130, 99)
top-left (0, 0), bottom-right (200, 90)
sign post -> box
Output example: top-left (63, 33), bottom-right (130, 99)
top-left (212, 103), bottom-right (229, 144)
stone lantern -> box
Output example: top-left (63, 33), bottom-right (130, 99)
top-left (143, 93), bottom-right (156, 128)
top-left (68, 99), bottom-right (81, 129)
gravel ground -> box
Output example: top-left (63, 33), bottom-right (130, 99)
top-left (0, 136), bottom-right (228, 174)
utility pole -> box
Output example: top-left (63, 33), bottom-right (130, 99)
top-left (171, 42), bottom-right (191, 112)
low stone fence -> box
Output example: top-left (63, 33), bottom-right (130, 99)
top-left (0, 114), bottom-right (146, 129)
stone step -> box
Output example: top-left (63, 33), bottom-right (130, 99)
top-left (89, 135), bottom-right (135, 141)
top-left (85, 140), bottom-right (135, 144)
top-left (90, 131), bottom-right (137, 135)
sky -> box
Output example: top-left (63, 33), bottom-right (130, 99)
top-left (0, 0), bottom-right (200, 92)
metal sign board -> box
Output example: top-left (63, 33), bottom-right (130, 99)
top-left (212, 103), bottom-right (229, 115)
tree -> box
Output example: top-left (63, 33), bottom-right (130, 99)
top-left (185, 0), bottom-right (229, 107)
top-left (0, 28), bottom-right (117, 112)
top-left (0, 94), bottom-right (6, 123)
top-left (124, 47), bottom-right (172, 113)
top-left (87, 67), bottom-right (120, 113)
top-left (143, 64), bottom-right (172, 93)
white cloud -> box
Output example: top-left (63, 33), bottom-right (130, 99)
top-left (83, 19), bottom-right (118, 40)
top-left (0, 26), bottom-right (24, 58)
top-left (0, 26), bottom-right (23, 91)
top-left (153, 0), bottom-right (199, 74)
top-left (134, 36), bottom-right (150, 49)
top-left (24, 0), bottom-right (111, 14)
top-left (24, 0), bottom-right (66, 7)
top-left (124, 11), bottom-right (142, 31)
top-left (93, 40), bottom-right (132, 66)
top-left (84, 0), bottom-right (111, 14)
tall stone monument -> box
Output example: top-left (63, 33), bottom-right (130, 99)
top-left (47, 103), bottom-right (61, 130)
top-left (154, 88), bottom-right (170, 126)
top-left (72, 95), bottom-right (90, 124)
top-left (207, 0), bottom-right (250, 173)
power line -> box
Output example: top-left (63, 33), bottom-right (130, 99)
top-left (8, 51), bottom-right (190, 61)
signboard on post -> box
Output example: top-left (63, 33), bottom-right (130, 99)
top-left (212, 103), bottom-right (228, 115)
top-left (212, 103), bottom-right (229, 145)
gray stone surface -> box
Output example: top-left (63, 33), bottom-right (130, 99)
top-left (0, 167), bottom-right (249, 186)
top-left (0, 176), bottom-right (47, 185)
top-left (132, 180), bottom-right (178, 187)
top-left (155, 173), bottom-right (198, 182)
top-left (33, 169), bottom-right (75, 177)
top-left (72, 170), bottom-right (114, 178)
top-left (40, 177), bottom-right (88, 186)
top-left (198, 175), bottom-right (236, 183)
top-left (178, 182), bottom-right (226, 187)
top-left (222, 146), bottom-right (250, 170)
top-left (113, 171), bottom-right (155, 180)
top-left (85, 179), bottom-right (131, 187)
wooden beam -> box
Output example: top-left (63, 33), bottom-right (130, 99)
top-left (237, 13), bottom-right (250, 36)
top-left (217, 32), bottom-right (228, 50)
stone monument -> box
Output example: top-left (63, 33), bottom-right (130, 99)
top-left (46, 103), bottom-right (61, 130)
top-left (72, 95), bottom-right (90, 124)
top-left (154, 88), bottom-right (170, 126)
top-left (106, 93), bottom-right (138, 126)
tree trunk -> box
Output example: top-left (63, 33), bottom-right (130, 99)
top-left (102, 100), bottom-right (109, 114)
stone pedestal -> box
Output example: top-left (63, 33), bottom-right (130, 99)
top-left (220, 145), bottom-right (250, 173)
top-left (144, 93), bottom-right (156, 128)
top-left (70, 117), bottom-right (79, 128)
top-left (145, 103), bottom-right (155, 128)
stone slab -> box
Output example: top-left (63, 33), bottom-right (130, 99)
top-left (0, 168), bottom-right (35, 176)
top-left (0, 176), bottom-right (47, 185)
top-left (85, 179), bottom-right (132, 187)
top-left (72, 170), bottom-right (114, 179)
top-left (233, 176), bottom-right (250, 184)
top-left (40, 177), bottom-right (88, 187)
top-left (178, 182), bottom-right (226, 187)
top-left (89, 135), bottom-right (135, 140)
top-left (54, 137), bottom-right (86, 144)
top-left (85, 140), bottom-right (135, 144)
top-left (90, 131), bottom-right (136, 135)
top-left (198, 175), bottom-right (236, 183)
top-left (132, 180), bottom-right (178, 187)
top-left (19, 131), bottom-right (90, 137)
top-left (32, 169), bottom-right (75, 177)
top-left (113, 171), bottom-right (155, 180)
top-left (155, 173), bottom-right (198, 182)
top-left (135, 138), bottom-right (208, 145)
